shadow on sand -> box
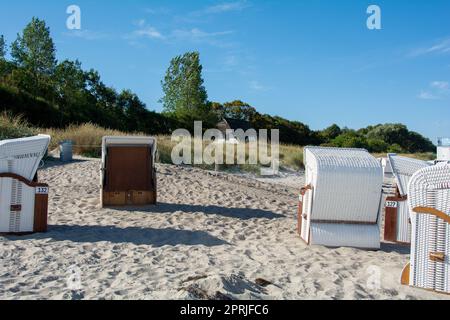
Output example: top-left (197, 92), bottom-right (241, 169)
top-left (380, 242), bottom-right (410, 255)
top-left (8, 225), bottom-right (229, 247)
top-left (107, 202), bottom-right (285, 220)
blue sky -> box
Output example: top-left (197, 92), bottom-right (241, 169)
top-left (0, 0), bottom-right (449, 141)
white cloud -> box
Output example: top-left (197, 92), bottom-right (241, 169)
top-left (170, 28), bottom-right (234, 48)
top-left (431, 81), bottom-right (449, 90)
top-left (224, 55), bottom-right (238, 67)
top-left (127, 20), bottom-right (165, 40)
top-left (145, 7), bottom-right (171, 15)
top-left (418, 81), bottom-right (450, 100)
top-left (135, 27), bottom-right (164, 39)
top-left (135, 19), bottom-right (146, 27)
top-left (63, 29), bottom-right (109, 41)
top-left (185, 0), bottom-right (250, 19)
top-left (250, 80), bottom-right (268, 91)
top-left (418, 91), bottom-right (439, 100)
top-left (172, 28), bottom-right (233, 40)
top-left (410, 38), bottom-right (450, 57)
top-left (204, 1), bottom-right (251, 14)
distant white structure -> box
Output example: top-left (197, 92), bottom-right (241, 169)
top-left (379, 155), bottom-right (393, 175)
top-left (437, 138), bottom-right (450, 161)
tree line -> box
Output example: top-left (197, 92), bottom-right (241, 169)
top-left (0, 18), bottom-right (435, 153)
top-left (0, 17), bottom-right (172, 134)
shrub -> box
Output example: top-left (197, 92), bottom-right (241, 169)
top-left (387, 143), bottom-right (405, 154)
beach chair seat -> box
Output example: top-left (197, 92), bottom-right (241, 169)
top-left (298, 147), bottom-right (383, 249)
top-left (0, 135), bottom-right (50, 234)
top-left (401, 164), bottom-right (450, 294)
top-left (101, 136), bottom-right (157, 207)
top-left (384, 155), bottom-right (431, 244)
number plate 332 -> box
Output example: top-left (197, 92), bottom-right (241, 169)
top-left (36, 186), bottom-right (49, 195)
top-left (386, 201), bottom-right (398, 208)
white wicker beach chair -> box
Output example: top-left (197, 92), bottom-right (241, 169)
top-left (401, 164), bottom-right (450, 294)
top-left (298, 147), bottom-right (383, 249)
top-left (384, 155), bottom-right (431, 244)
top-left (0, 135), bottom-right (51, 234)
top-left (101, 136), bottom-right (157, 206)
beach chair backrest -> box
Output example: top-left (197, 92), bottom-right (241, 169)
top-left (105, 145), bottom-right (153, 191)
top-left (101, 136), bottom-right (157, 206)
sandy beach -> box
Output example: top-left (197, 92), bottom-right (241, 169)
top-left (0, 158), bottom-right (448, 300)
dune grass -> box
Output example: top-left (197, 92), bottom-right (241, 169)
top-left (43, 124), bottom-right (304, 171)
top-left (0, 113), bottom-right (436, 172)
top-left (372, 152), bottom-right (436, 161)
top-left (0, 112), bottom-right (38, 140)
top-left (44, 123), bottom-right (143, 158)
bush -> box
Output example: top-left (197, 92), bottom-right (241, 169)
top-left (367, 138), bottom-right (388, 153)
top-left (331, 132), bottom-right (368, 149)
top-left (387, 143), bottom-right (405, 154)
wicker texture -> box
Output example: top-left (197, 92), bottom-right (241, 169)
top-left (389, 154), bottom-right (430, 196)
top-left (310, 223), bottom-right (380, 249)
top-left (301, 147), bottom-right (383, 249)
top-left (0, 178), bottom-right (35, 233)
top-left (408, 164), bottom-right (450, 293)
top-left (386, 155), bottom-right (430, 244)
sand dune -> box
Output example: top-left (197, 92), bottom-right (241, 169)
top-left (0, 158), bottom-right (448, 300)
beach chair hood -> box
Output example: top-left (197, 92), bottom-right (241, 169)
top-left (0, 134), bottom-right (51, 181)
top-left (388, 154), bottom-right (431, 197)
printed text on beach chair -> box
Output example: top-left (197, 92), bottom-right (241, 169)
top-left (384, 155), bottom-right (430, 244)
top-left (101, 136), bottom-right (157, 207)
top-left (298, 147), bottom-right (383, 249)
top-left (0, 135), bottom-right (50, 234)
top-left (401, 164), bottom-right (450, 294)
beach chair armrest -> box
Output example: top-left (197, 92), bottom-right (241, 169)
top-left (429, 252), bottom-right (446, 263)
top-left (412, 207), bottom-right (450, 224)
top-left (300, 184), bottom-right (313, 196)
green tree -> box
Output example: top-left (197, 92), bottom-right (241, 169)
top-left (11, 17), bottom-right (57, 75)
top-left (365, 123), bottom-right (434, 153)
top-left (320, 124), bottom-right (342, 142)
top-left (161, 51), bottom-right (216, 130)
top-left (387, 143), bottom-right (405, 154)
top-left (366, 138), bottom-right (388, 153)
top-left (0, 35), bottom-right (15, 83)
top-left (0, 35), bottom-right (6, 59)
top-left (53, 60), bottom-right (92, 125)
top-left (331, 131), bottom-right (368, 149)
top-left (10, 18), bottom-right (57, 99)
top-left (222, 100), bottom-right (257, 121)
top-left (118, 89), bottom-right (148, 132)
